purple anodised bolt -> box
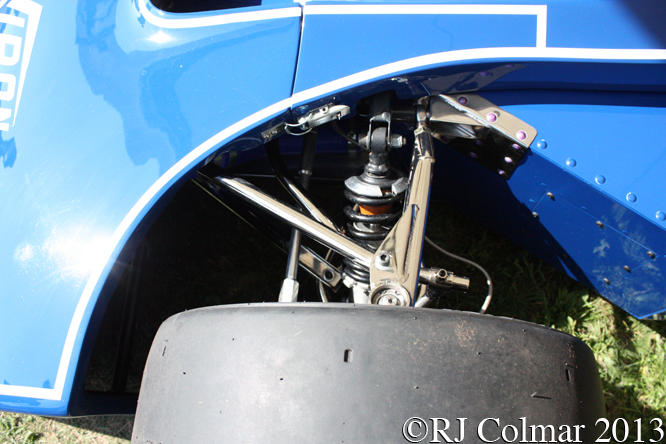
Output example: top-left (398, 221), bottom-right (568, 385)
top-left (469, 152), bottom-right (478, 159)
top-left (487, 112), bottom-right (497, 123)
top-left (458, 96), bottom-right (468, 105)
top-left (498, 169), bottom-right (507, 177)
top-left (480, 71), bottom-right (491, 77)
top-left (516, 131), bottom-right (527, 140)
top-left (512, 143), bottom-right (521, 150)
top-left (475, 140), bottom-right (483, 146)
top-left (504, 157), bottom-right (513, 164)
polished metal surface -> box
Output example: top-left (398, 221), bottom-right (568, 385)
top-left (299, 246), bottom-right (342, 288)
top-left (369, 105), bottom-right (435, 306)
top-left (279, 229), bottom-right (302, 303)
top-left (419, 268), bottom-right (470, 292)
top-left (430, 93), bottom-right (537, 178)
top-left (194, 174), bottom-right (341, 289)
top-left (296, 104), bottom-right (351, 130)
top-left (215, 176), bottom-right (373, 268)
top-left (431, 94), bottom-right (537, 149)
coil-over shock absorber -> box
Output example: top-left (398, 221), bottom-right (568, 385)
top-left (342, 106), bottom-right (408, 302)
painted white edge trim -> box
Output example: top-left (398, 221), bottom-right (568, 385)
top-left (1, 7), bottom-right (665, 403)
top-left (305, 4), bottom-right (548, 48)
top-left (138, 0), bottom-right (301, 28)
top-left (306, 4), bottom-right (545, 15)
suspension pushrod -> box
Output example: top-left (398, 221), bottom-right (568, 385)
top-left (212, 175), bottom-right (373, 268)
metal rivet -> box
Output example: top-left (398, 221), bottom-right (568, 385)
top-left (603, 278), bottom-right (610, 285)
top-left (623, 265), bottom-right (632, 273)
top-left (536, 140), bottom-right (547, 150)
top-left (648, 251), bottom-right (656, 259)
top-left (498, 169), bottom-right (507, 177)
top-left (566, 158), bottom-right (577, 167)
top-left (516, 131), bottom-right (527, 140)
top-left (595, 175), bottom-right (606, 185)
top-left (532, 212), bottom-right (539, 218)
top-left (480, 71), bottom-right (491, 77)
top-left (458, 96), bottom-right (468, 105)
top-left (546, 192), bottom-right (554, 200)
top-left (487, 112), bottom-right (498, 123)
top-left (626, 193), bottom-right (637, 203)
top-left (512, 143), bottom-right (521, 150)
top-left (504, 156), bottom-right (513, 164)
top-left (469, 152), bottom-right (478, 159)
top-left (596, 221), bottom-right (604, 229)
top-left (657, 211), bottom-right (666, 221)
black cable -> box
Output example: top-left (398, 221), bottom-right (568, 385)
top-left (331, 121), bottom-right (365, 150)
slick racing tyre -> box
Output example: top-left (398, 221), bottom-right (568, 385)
top-left (132, 303), bottom-right (605, 444)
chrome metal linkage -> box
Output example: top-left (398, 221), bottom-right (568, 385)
top-left (368, 104), bottom-right (435, 306)
top-left (194, 173), bottom-right (342, 289)
top-left (215, 175), bottom-right (373, 268)
top-left (341, 93), bottom-right (408, 303)
top-left (205, 171), bottom-right (466, 306)
top-left (430, 93), bottom-right (537, 178)
top-left (200, 95), bottom-right (473, 307)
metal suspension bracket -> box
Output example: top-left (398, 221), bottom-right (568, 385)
top-left (203, 95), bottom-right (475, 307)
top-left (430, 93), bottom-right (537, 178)
top-left (262, 103), bottom-right (351, 142)
top-left (368, 103), bottom-right (435, 306)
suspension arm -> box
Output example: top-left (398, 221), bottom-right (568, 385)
top-left (369, 104), bottom-right (435, 306)
top-left (211, 175), bottom-right (374, 268)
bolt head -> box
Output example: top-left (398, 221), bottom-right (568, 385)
top-left (376, 252), bottom-right (391, 267)
top-left (648, 251), bottom-right (656, 259)
top-left (546, 192), bottom-right (555, 200)
top-left (623, 265), bottom-right (632, 273)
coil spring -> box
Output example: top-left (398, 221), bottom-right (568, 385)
top-left (342, 187), bottom-right (404, 283)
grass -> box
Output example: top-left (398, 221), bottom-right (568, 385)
top-left (2, 178), bottom-right (665, 443)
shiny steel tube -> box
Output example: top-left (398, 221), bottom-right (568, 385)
top-left (215, 175), bottom-right (373, 268)
top-left (264, 137), bottom-right (339, 232)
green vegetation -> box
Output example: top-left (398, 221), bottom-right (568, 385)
top-left (2, 184), bottom-right (664, 443)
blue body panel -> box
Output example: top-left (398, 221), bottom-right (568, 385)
top-left (0, 0), bottom-right (301, 413)
top-left (0, 0), bottom-right (664, 415)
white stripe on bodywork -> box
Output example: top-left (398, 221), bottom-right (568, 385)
top-left (1, 3), bottom-right (666, 402)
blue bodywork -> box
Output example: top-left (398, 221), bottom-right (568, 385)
top-left (0, 0), bottom-right (664, 415)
